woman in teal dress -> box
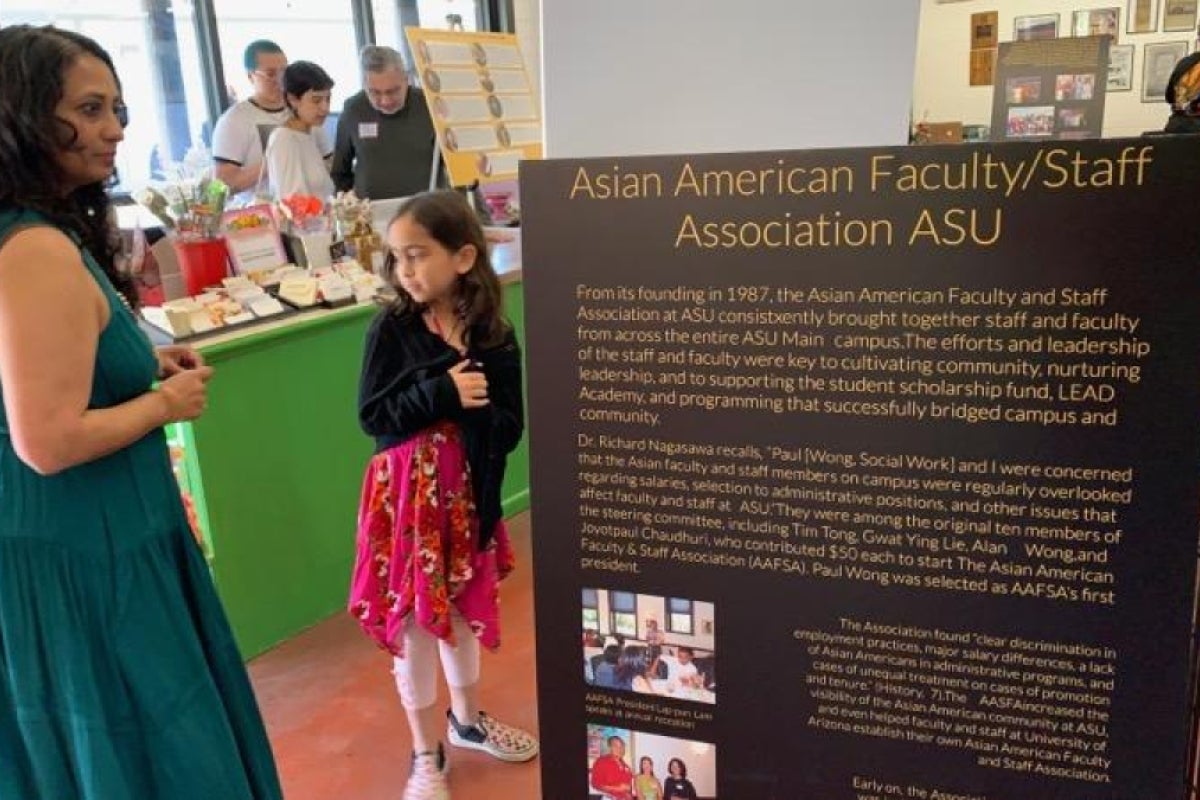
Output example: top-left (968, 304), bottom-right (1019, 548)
top-left (0, 25), bottom-right (282, 798)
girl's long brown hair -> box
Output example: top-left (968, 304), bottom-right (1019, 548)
top-left (383, 190), bottom-right (509, 348)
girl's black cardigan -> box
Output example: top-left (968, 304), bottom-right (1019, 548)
top-left (358, 309), bottom-right (524, 547)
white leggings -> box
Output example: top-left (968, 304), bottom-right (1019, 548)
top-left (392, 613), bottom-right (481, 710)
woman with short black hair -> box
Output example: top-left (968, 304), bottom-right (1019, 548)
top-left (264, 59), bottom-right (335, 199)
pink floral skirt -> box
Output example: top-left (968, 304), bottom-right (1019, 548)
top-left (348, 421), bottom-right (514, 656)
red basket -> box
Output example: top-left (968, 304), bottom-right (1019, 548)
top-left (174, 238), bottom-right (229, 296)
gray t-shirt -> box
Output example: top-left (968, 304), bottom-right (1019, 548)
top-left (331, 88), bottom-right (437, 200)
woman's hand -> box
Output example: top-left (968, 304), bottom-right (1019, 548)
top-left (449, 359), bottom-right (489, 408)
top-left (157, 365), bottom-right (214, 422)
top-left (156, 344), bottom-right (205, 378)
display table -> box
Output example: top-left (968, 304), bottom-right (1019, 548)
top-left (175, 247), bottom-right (526, 658)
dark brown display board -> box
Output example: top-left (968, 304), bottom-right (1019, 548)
top-left (991, 36), bottom-right (1110, 141)
top-left (522, 138), bottom-right (1200, 799)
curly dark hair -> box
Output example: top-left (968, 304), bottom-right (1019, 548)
top-left (0, 25), bottom-right (134, 306)
top-left (383, 190), bottom-right (509, 348)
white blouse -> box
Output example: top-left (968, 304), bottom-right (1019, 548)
top-left (264, 126), bottom-right (334, 200)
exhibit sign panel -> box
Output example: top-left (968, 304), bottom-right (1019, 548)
top-left (523, 138), bottom-right (1200, 799)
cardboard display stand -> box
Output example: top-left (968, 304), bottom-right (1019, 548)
top-left (405, 26), bottom-right (542, 187)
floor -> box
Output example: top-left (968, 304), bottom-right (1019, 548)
top-left (249, 512), bottom-right (542, 799)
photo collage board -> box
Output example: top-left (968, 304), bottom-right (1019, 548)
top-left (991, 34), bottom-right (1112, 140)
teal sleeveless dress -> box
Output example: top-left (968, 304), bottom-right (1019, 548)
top-left (0, 211), bottom-right (282, 799)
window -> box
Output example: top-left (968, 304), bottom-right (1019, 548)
top-left (667, 597), bottom-right (694, 635)
top-left (609, 591), bottom-right (637, 638)
top-left (374, 0), bottom-right (482, 47)
top-left (581, 588), bottom-right (599, 631)
top-left (372, 0), bottom-right (484, 78)
top-left (417, 0), bottom-right (482, 30)
top-left (2, 0), bottom-right (212, 194)
top-left (213, 0), bottom-right (360, 131)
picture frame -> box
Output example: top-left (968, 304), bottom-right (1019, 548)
top-left (1127, 0), bottom-right (1160, 32)
top-left (220, 205), bottom-right (287, 276)
top-left (1014, 13), bottom-right (1061, 40)
top-left (1163, 0), bottom-right (1199, 30)
top-left (970, 48), bottom-right (997, 86)
top-left (1143, 40), bottom-right (1190, 101)
top-left (1072, 7), bottom-right (1121, 41)
top-left (1108, 43), bottom-right (1136, 90)
top-left (971, 11), bottom-right (999, 49)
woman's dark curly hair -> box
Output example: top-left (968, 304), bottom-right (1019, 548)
top-left (0, 25), bottom-right (134, 306)
top-left (383, 190), bottom-right (509, 348)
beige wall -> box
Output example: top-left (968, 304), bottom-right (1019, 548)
top-left (913, 0), bottom-right (1190, 138)
top-left (517, 0), bottom-right (1180, 145)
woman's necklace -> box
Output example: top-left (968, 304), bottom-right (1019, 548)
top-left (116, 289), bottom-right (137, 317)
top-left (114, 286), bottom-right (159, 352)
top-left (427, 309), bottom-right (464, 353)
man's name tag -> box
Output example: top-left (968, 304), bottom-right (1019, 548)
top-left (359, 122), bottom-right (379, 139)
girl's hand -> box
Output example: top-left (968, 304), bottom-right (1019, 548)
top-left (157, 345), bottom-right (205, 378)
top-left (449, 359), bottom-right (489, 408)
top-left (157, 365), bottom-right (214, 422)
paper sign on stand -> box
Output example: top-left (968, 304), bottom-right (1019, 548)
top-left (405, 27), bottom-right (542, 187)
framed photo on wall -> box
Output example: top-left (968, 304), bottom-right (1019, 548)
top-left (1014, 14), bottom-right (1060, 40)
top-left (1073, 7), bottom-right (1121, 41)
top-left (1143, 40), bottom-right (1190, 100)
top-left (970, 48), bottom-right (997, 86)
top-left (971, 11), bottom-right (999, 49)
top-left (1108, 43), bottom-right (1136, 89)
top-left (1127, 0), bottom-right (1159, 31)
top-left (1163, 0), bottom-right (1199, 30)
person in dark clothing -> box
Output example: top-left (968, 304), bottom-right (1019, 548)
top-left (593, 645), bottom-right (622, 689)
top-left (1163, 52), bottom-right (1200, 133)
top-left (332, 45), bottom-right (438, 200)
top-left (663, 758), bottom-right (699, 800)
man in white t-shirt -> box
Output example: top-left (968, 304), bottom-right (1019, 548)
top-left (212, 40), bottom-right (332, 205)
top-left (664, 646), bottom-right (701, 687)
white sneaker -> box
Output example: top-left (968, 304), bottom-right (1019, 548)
top-left (409, 742), bottom-right (449, 777)
top-left (403, 751), bottom-right (449, 800)
top-left (446, 709), bottom-right (539, 763)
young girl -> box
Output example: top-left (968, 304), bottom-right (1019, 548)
top-left (349, 190), bottom-right (537, 799)
top-left (634, 756), bottom-right (663, 800)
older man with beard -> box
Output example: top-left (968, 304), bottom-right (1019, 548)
top-left (332, 45), bottom-right (438, 200)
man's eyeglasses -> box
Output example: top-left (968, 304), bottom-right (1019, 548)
top-left (252, 69), bottom-right (283, 81)
top-left (367, 87), bottom-right (407, 101)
